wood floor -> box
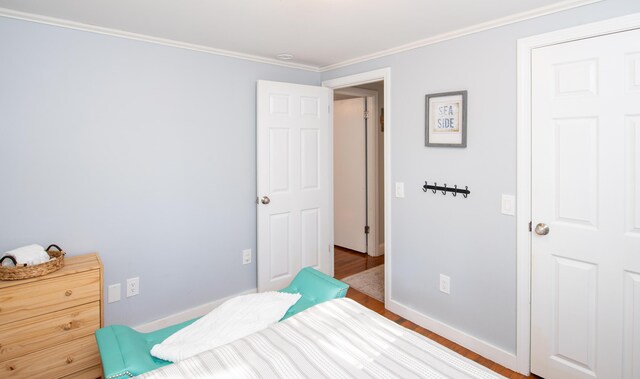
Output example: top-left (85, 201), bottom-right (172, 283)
top-left (334, 245), bottom-right (384, 280)
top-left (335, 246), bottom-right (533, 379)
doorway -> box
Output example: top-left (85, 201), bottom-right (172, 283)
top-left (332, 81), bottom-right (385, 302)
top-left (256, 69), bottom-right (390, 295)
top-left (333, 86), bottom-right (383, 256)
top-left (323, 68), bottom-right (391, 304)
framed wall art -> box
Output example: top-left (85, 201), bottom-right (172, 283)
top-left (425, 90), bottom-right (467, 147)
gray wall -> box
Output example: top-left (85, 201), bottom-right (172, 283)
top-left (0, 17), bottom-right (320, 326)
top-left (321, 0), bottom-right (640, 353)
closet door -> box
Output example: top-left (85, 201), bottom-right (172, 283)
top-left (530, 28), bottom-right (640, 379)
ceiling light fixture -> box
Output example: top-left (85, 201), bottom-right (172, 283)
top-left (276, 53), bottom-right (294, 60)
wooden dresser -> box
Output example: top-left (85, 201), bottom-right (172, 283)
top-left (0, 253), bottom-right (104, 378)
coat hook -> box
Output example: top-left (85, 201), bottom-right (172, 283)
top-left (422, 181), bottom-right (469, 199)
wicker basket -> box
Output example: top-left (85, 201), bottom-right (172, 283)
top-left (0, 245), bottom-right (65, 281)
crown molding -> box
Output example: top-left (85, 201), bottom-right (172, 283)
top-left (319, 0), bottom-right (603, 72)
top-left (0, 7), bottom-right (321, 72)
top-left (1, 0), bottom-right (603, 73)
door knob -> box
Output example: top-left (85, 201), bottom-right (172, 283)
top-left (535, 223), bottom-right (550, 236)
top-left (260, 196), bottom-right (270, 205)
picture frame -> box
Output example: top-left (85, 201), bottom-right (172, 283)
top-left (425, 90), bottom-right (467, 147)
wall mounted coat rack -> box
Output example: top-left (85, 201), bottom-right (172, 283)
top-left (422, 181), bottom-right (470, 198)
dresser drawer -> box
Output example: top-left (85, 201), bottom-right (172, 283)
top-left (0, 270), bottom-right (100, 325)
top-left (0, 302), bottom-right (100, 362)
top-left (1, 334), bottom-right (101, 379)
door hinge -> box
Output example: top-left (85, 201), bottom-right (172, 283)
top-left (364, 111), bottom-right (370, 119)
top-left (364, 225), bottom-right (370, 234)
top-left (529, 221), bottom-right (532, 232)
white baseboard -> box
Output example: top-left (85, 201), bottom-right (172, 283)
top-left (387, 299), bottom-right (518, 372)
top-left (134, 288), bottom-right (257, 333)
top-left (367, 243), bottom-right (385, 257)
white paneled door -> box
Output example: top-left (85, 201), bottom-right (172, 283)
top-left (334, 98), bottom-right (367, 253)
top-left (257, 80), bottom-right (332, 292)
top-left (531, 28), bottom-right (640, 378)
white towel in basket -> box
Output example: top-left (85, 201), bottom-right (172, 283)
top-left (1, 244), bottom-right (50, 266)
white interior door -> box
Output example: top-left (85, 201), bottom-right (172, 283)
top-left (257, 80), bottom-right (332, 292)
top-left (530, 28), bottom-right (640, 379)
top-left (334, 98), bottom-right (367, 253)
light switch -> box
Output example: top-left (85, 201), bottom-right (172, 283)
top-left (501, 194), bottom-right (516, 216)
top-left (395, 182), bottom-right (405, 198)
top-left (108, 283), bottom-right (121, 303)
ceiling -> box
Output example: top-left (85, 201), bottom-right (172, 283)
top-left (0, 0), bottom-right (596, 71)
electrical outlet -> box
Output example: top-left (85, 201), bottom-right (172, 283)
top-left (126, 277), bottom-right (140, 297)
top-left (439, 274), bottom-right (450, 294)
top-left (242, 249), bottom-right (252, 265)
top-left (108, 283), bottom-right (121, 303)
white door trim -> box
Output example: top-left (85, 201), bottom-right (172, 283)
top-left (516, 12), bottom-right (640, 376)
top-left (334, 87), bottom-right (381, 256)
top-left (322, 68), bottom-right (391, 302)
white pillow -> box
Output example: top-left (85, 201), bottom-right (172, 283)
top-left (150, 291), bottom-right (301, 362)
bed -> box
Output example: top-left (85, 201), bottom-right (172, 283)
top-left (96, 267), bottom-right (349, 378)
top-left (137, 297), bottom-right (505, 379)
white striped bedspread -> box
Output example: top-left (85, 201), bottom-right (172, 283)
top-left (137, 298), bottom-right (505, 379)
